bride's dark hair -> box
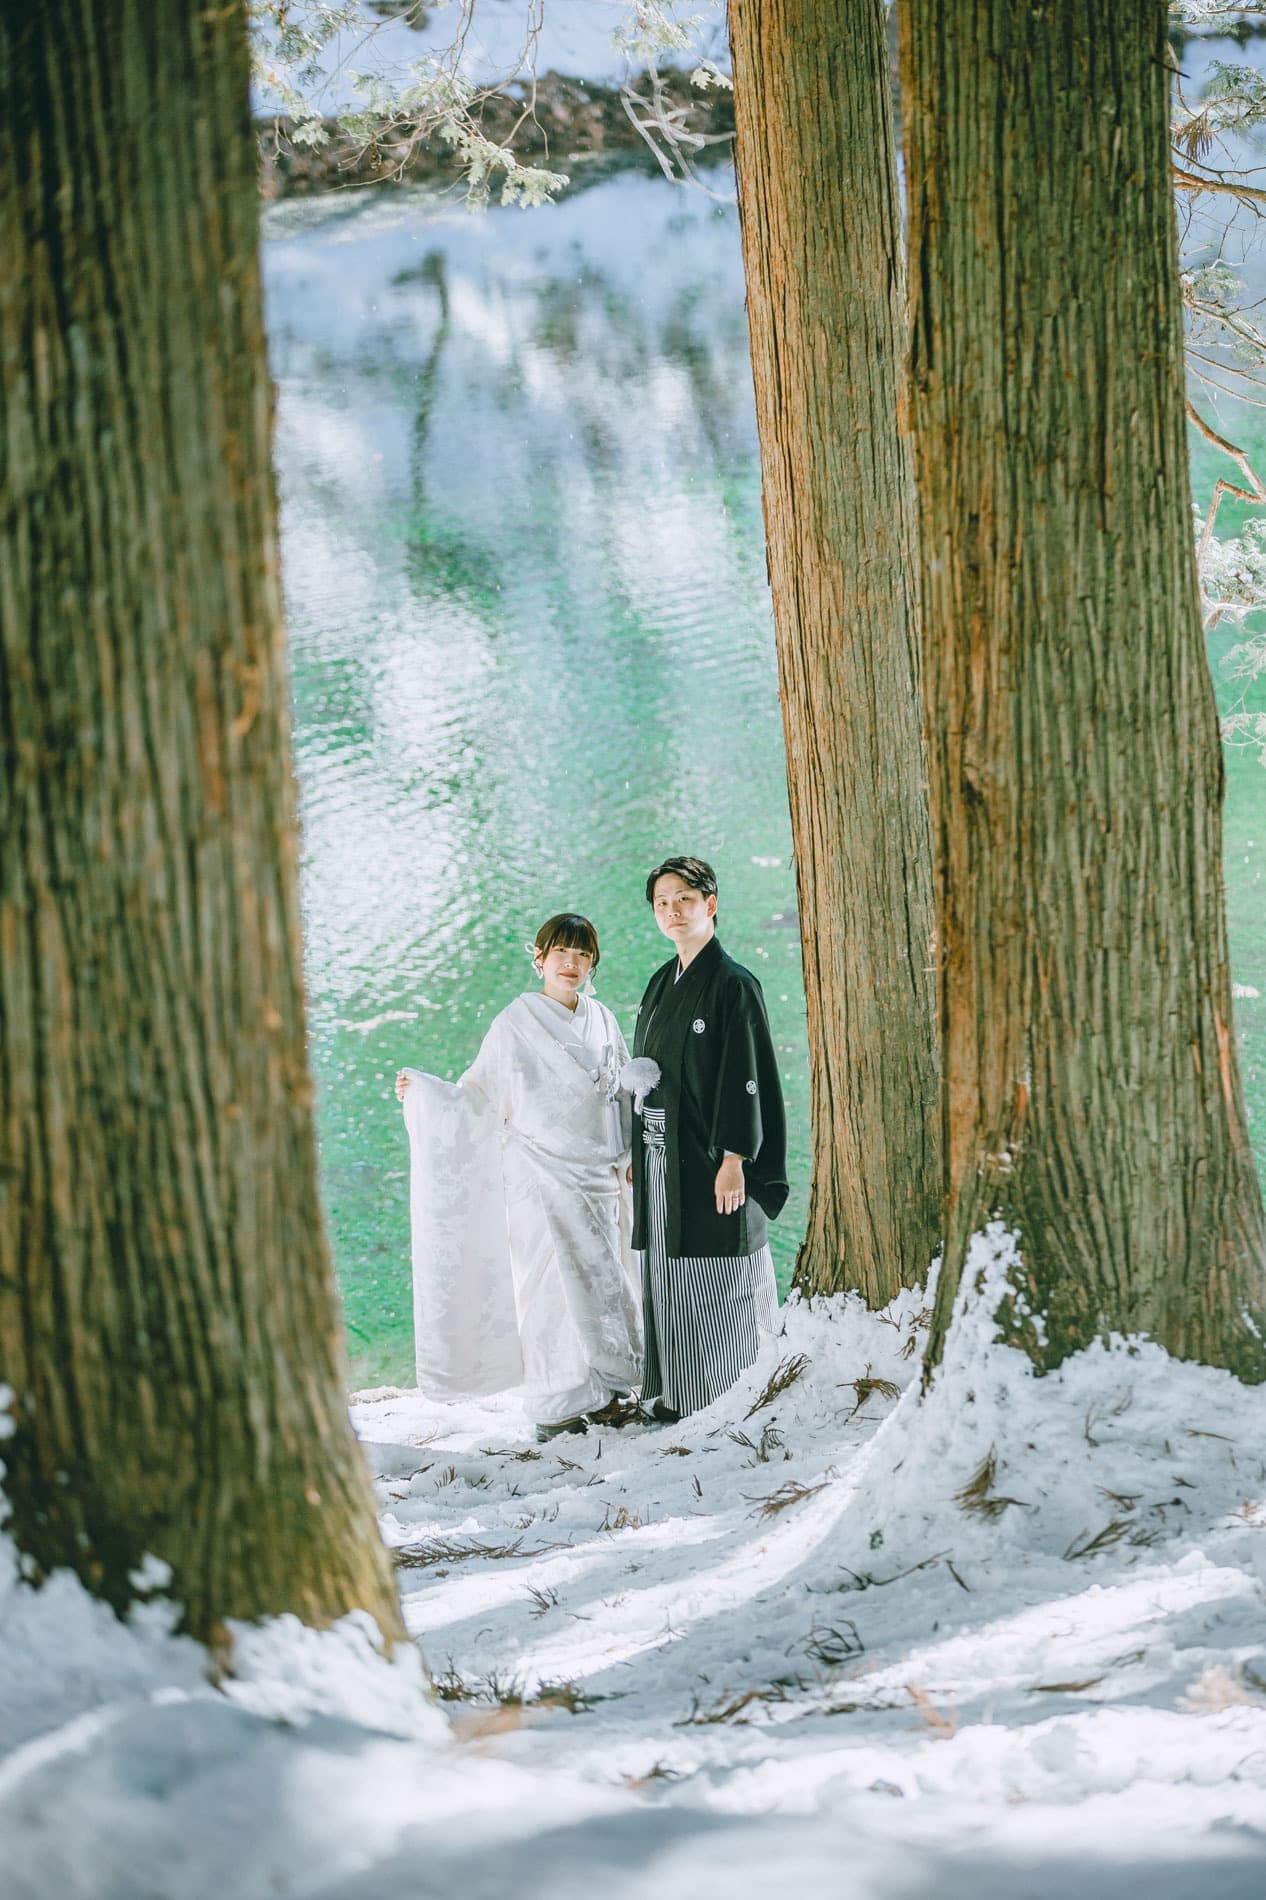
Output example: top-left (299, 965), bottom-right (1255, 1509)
top-left (534, 912), bottom-right (601, 969)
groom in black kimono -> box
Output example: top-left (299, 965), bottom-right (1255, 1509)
top-left (631, 855), bottom-right (788, 1422)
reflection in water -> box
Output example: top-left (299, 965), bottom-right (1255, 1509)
top-left (264, 174), bottom-right (808, 1385)
top-left (265, 123), bottom-right (1266, 1389)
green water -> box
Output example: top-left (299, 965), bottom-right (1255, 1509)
top-left (265, 175), bottom-right (807, 1387)
top-left (1183, 38), bottom-right (1266, 1202)
top-left (264, 160), bottom-right (1266, 1393)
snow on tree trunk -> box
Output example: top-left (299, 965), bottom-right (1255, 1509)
top-left (0, 0), bottom-right (404, 1641)
top-left (728, 0), bottom-right (941, 1305)
top-left (899, 0), bottom-right (1266, 1376)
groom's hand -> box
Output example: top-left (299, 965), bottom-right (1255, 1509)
top-left (395, 1070), bottom-right (410, 1101)
top-left (715, 1152), bottom-right (746, 1215)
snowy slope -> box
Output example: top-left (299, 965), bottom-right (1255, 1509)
top-left (3, 1233), bottom-right (1266, 1896)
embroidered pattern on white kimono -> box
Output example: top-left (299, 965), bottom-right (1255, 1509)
top-left (401, 992), bottom-right (642, 1424)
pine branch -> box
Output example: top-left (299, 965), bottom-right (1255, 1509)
top-left (1173, 161), bottom-right (1266, 207)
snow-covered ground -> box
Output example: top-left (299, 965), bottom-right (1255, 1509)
top-left (4, 1229), bottom-right (1266, 1896)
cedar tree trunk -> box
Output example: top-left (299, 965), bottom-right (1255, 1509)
top-left (729, 0), bottom-right (940, 1304)
top-left (899, 0), bottom-right (1266, 1377)
top-left (0, 0), bottom-right (404, 1641)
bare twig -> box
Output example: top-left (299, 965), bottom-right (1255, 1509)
top-left (1189, 401), bottom-right (1266, 603)
top-left (1174, 161), bottom-right (1266, 208)
top-left (1187, 353), bottom-right (1266, 410)
top-left (953, 1449), bottom-right (1028, 1519)
top-left (675, 1678), bottom-right (804, 1726)
top-left (745, 1353), bottom-right (811, 1417)
top-left (802, 1619), bottom-right (865, 1667)
top-left (838, 1552), bottom-right (947, 1592)
top-left (746, 1476), bottom-right (829, 1518)
top-left (1063, 1519), bottom-right (1132, 1561)
top-left (619, 59), bottom-right (735, 202)
top-left (906, 1685), bottom-right (957, 1739)
top-left (393, 1533), bottom-right (570, 1571)
top-left (842, 1368), bottom-right (902, 1419)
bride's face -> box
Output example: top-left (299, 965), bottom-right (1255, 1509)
top-left (538, 943), bottom-right (594, 1000)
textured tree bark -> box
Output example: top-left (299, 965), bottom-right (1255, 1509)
top-left (728, 0), bottom-right (940, 1304)
top-left (899, 0), bottom-right (1266, 1376)
top-left (0, 0), bottom-right (404, 1641)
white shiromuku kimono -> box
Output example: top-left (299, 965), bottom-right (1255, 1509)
top-left (401, 991), bottom-right (642, 1425)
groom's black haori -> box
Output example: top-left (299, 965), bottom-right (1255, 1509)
top-left (632, 935), bottom-right (789, 1256)
top-left (632, 859), bottom-right (788, 1417)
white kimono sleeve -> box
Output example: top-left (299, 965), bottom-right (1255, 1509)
top-left (401, 1025), bottom-right (522, 1398)
top-left (613, 1018), bottom-right (633, 1154)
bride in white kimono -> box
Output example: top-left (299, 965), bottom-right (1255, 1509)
top-left (395, 913), bottom-right (644, 1440)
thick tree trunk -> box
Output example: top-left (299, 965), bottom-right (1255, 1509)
top-left (0, 0), bottom-right (404, 1641)
top-left (899, 0), bottom-right (1266, 1377)
top-left (728, 0), bottom-right (940, 1305)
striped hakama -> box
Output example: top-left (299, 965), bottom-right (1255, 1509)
top-left (639, 1108), bottom-right (779, 1416)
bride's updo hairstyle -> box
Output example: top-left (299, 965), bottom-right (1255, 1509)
top-left (534, 912), bottom-right (601, 969)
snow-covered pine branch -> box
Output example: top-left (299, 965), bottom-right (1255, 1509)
top-left (1197, 505), bottom-right (1266, 623)
top-left (249, 0), bottom-right (569, 206)
top-left (250, 2), bottom-right (736, 204)
top-left (613, 2), bottom-right (734, 198)
top-left (1198, 510), bottom-right (1266, 755)
top-left (1171, 0), bottom-right (1266, 26)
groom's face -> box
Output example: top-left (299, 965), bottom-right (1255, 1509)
top-left (652, 874), bottom-right (717, 945)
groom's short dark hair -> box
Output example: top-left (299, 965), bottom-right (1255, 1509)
top-left (645, 856), bottom-right (718, 905)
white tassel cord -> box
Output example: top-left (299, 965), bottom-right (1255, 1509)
top-left (619, 1056), bottom-right (661, 1116)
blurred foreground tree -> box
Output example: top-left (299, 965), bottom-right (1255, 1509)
top-left (901, 0), bottom-right (1266, 1377)
top-left (728, 0), bottom-right (940, 1305)
top-left (0, 0), bottom-right (404, 1644)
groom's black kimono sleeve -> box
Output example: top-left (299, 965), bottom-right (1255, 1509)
top-left (710, 971), bottom-right (783, 1173)
top-left (632, 936), bottom-right (788, 1259)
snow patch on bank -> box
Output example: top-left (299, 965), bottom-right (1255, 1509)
top-left (2, 1242), bottom-right (1266, 1894)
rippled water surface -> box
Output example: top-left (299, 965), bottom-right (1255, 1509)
top-left (265, 153), bottom-right (1266, 1391)
top-left (265, 172), bottom-right (808, 1385)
